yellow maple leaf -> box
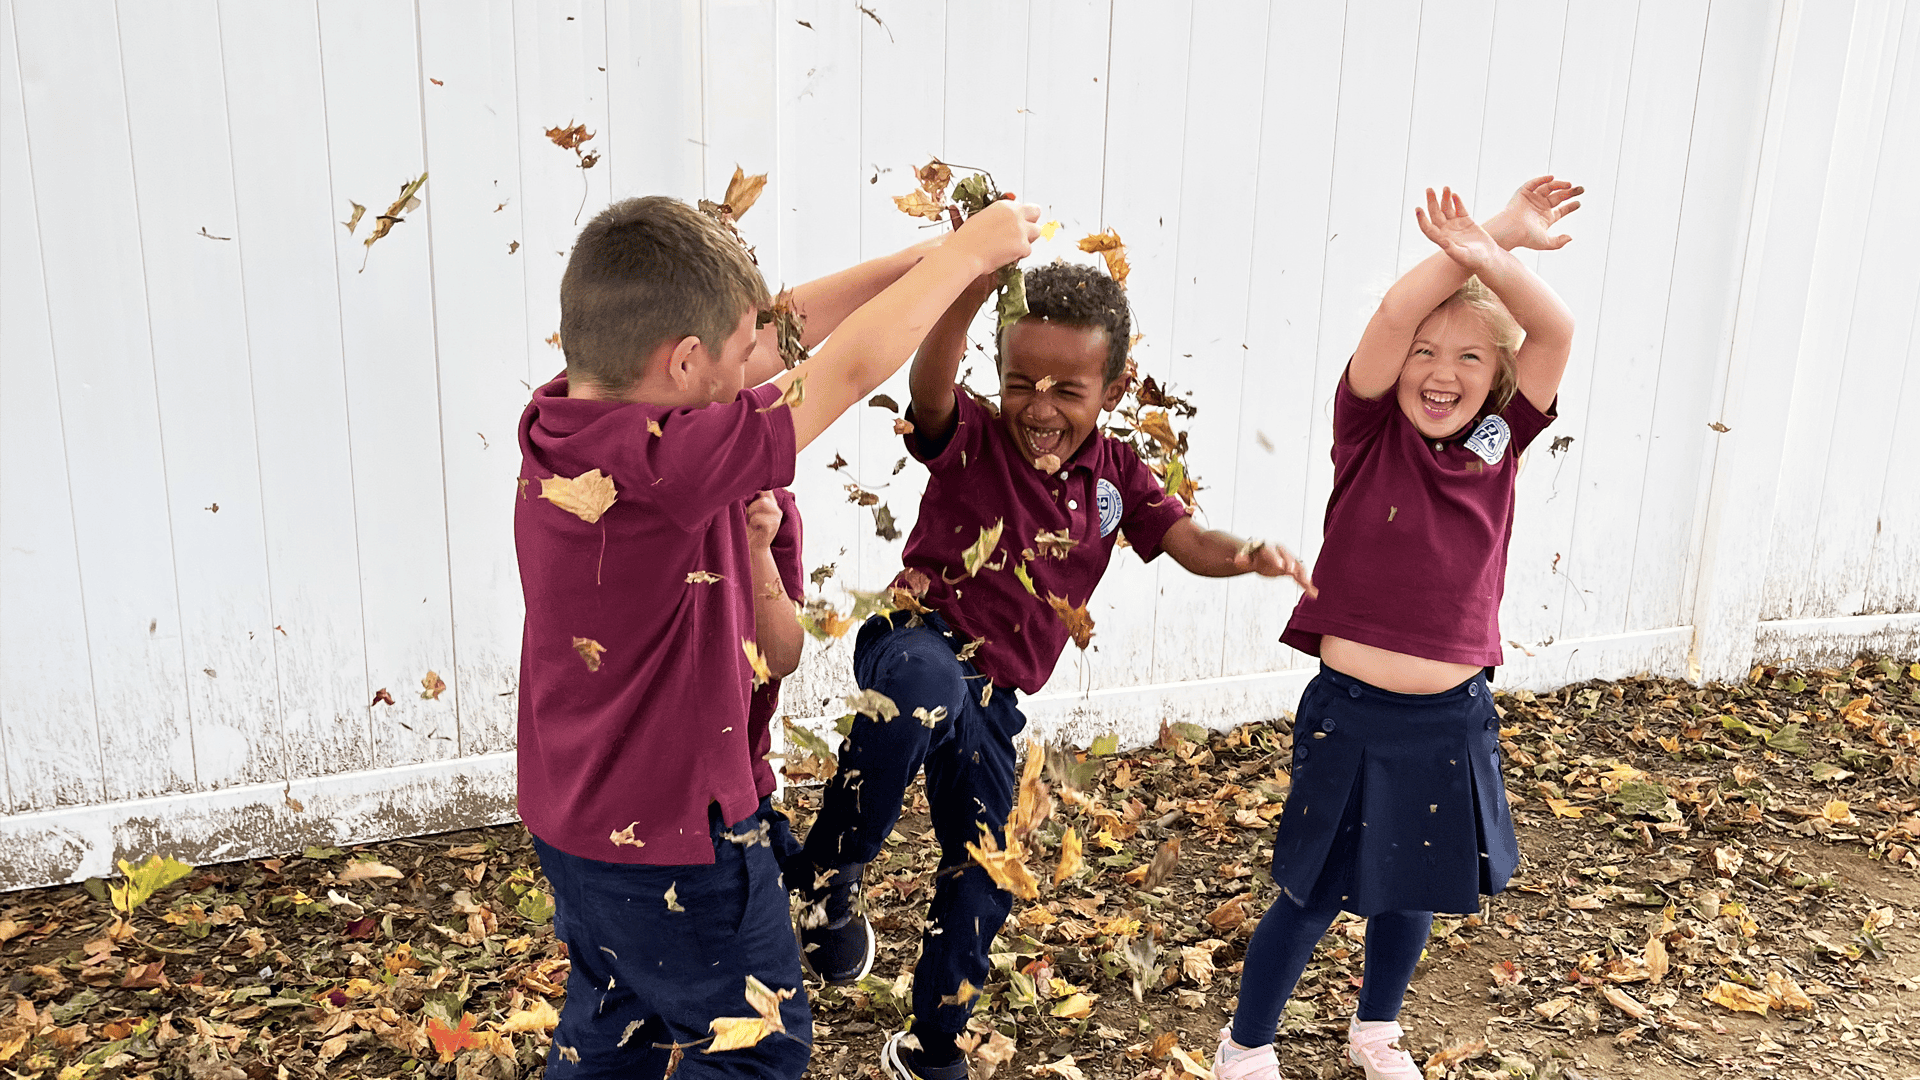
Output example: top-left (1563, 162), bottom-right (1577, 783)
top-left (1544, 797), bottom-right (1585, 819)
top-left (539, 469), bottom-right (618, 524)
top-left (743, 639), bottom-right (772, 688)
top-left (1039, 219), bottom-right (1061, 240)
top-left (1822, 799), bottom-right (1858, 826)
top-left (1053, 826), bottom-right (1083, 885)
top-left (1051, 992), bottom-right (1094, 1019)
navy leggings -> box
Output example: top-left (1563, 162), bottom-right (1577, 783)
top-left (1229, 902), bottom-right (1432, 1048)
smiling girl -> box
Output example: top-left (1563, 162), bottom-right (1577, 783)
top-left (1218, 177), bottom-right (1580, 1080)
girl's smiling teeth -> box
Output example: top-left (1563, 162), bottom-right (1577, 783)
top-left (1420, 389), bottom-right (1460, 419)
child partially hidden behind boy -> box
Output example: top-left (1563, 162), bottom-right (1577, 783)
top-left (515, 194), bottom-right (1040, 1077)
top-left (796, 262), bottom-right (1318, 1080)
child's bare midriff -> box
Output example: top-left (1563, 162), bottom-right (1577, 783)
top-left (1320, 635), bottom-right (1483, 696)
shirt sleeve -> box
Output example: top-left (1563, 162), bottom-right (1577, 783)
top-left (1113, 446), bottom-right (1192, 561)
top-left (1502, 392), bottom-right (1559, 455)
top-left (903, 386), bottom-right (990, 474)
top-left (770, 489), bottom-right (806, 603)
top-left (1333, 364), bottom-right (1396, 450)
top-left (622, 384), bottom-right (798, 532)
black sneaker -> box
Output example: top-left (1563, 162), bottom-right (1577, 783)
top-left (796, 863), bottom-right (875, 984)
top-left (882, 1031), bottom-right (970, 1080)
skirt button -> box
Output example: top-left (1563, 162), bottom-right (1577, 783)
top-left (1469, 683), bottom-right (1480, 697)
top-left (1321, 718), bottom-right (1337, 733)
top-left (1347, 685), bottom-right (1361, 698)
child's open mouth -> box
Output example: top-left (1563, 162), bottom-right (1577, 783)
top-left (1021, 422), bottom-right (1067, 460)
top-left (1420, 390), bottom-right (1460, 421)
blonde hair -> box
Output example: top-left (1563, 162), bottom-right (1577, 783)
top-left (1433, 275), bottom-right (1522, 414)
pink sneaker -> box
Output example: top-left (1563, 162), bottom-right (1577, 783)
top-left (1213, 1027), bottom-right (1282, 1080)
top-left (1346, 1019), bottom-right (1420, 1080)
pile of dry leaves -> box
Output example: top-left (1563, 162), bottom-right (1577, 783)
top-left (4, 657), bottom-right (1919, 1080)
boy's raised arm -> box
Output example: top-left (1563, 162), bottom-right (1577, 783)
top-left (775, 199), bottom-right (1041, 452)
top-left (743, 237), bottom-right (948, 387)
top-left (905, 274), bottom-right (996, 446)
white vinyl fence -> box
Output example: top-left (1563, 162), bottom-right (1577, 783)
top-left (1, 0), bottom-right (1915, 891)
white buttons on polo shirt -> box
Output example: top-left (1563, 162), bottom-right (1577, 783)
top-left (1068, 500), bottom-right (1079, 510)
top-left (1058, 472), bottom-right (1068, 480)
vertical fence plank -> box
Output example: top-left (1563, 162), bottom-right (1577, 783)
top-left (1499, 0), bottom-right (1640, 653)
top-left (314, 0), bottom-right (460, 766)
top-left (217, 0), bottom-right (374, 779)
top-left (418, 0), bottom-right (535, 755)
top-left (604, 1), bottom-right (703, 202)
top-left (1626, 0), bottom-right (1784, 634)
top-left (1760, 0), bottom-right (1903, 621)
top-left (0, 0), bottom-right (103, 811)
top-left (115, 0), bottom-right (286, 791)
top-left (1398, 0), bottom-right (1499, 233)
top-left (1220, 2), bottom-right (1347, 677)
top-left (12, 0), bottom-right (194, 800)
top-left (1150, 0), bottom-right (1271, 687)
top-left (772, 0), bottom-right (866, 712)
top-left (1803, 7), bottom-right (1920, 618)
top-left (1555, 1), bottom-right (1711, 642)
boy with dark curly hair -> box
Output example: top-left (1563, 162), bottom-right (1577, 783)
top-left (796, 261), bottom-right (1317, 1080)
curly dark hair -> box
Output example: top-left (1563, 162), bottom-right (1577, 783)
top-left (1002, 260), bottom-right (1132, 384)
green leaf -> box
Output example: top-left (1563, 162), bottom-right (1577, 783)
top-left (952, 173), bottom-right (997, 216)
top-left (962, 518), bottom-right (1006, 577)
top-left (1610, 780), bottom-right (1678, 820)
top-left (1170, 722), bottom-right (1210, 744)
top-left (515, 888), bottom-right (555, 924)
top-left (1721, 715), bottom-right (1770, 740)
top-left (303, 845), bottom-right (345, 860)
top-left (1090, 732), bottom-right (1120, 757)
top-left (1765, 722), bottom-right (1810, 755)
top-left (995, 265), bottom-right (1028, 331)
top-left (49, 989), bottom-right (101, 1025)
top-left (1013, 560), bottom-right (1038, 597)
top-left (109, 854), bottom-right (194, 918)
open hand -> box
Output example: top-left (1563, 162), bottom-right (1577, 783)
top-left (1500, 174), bottom-right (1582, 251)
top-left (1415, 187), bottom-right (1502, 274)
top-left (1236, 540), bottom-right (1319, 599)
top-left (745, 490), bottom-right (782, 550)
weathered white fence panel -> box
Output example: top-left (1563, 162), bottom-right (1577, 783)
top-left (0, 0), bottom-right (1915, 890)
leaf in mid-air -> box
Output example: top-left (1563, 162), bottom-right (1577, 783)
top-left (704, 976), bottom-right (795, 1052)
top-left (743, 640), bottom-right (772, 688)
top-left (1045, 593), bottom-right (1095, 650)
top-left (571, 637), bottom-right (606, 672)
top-left (962, 519), bottom-right (1006, 578)
top-left (1077, 228), bottom-right (1130, 287)
top-left (721, 166), bottom-right (768, 218)
top-left (893, 189), bottom-right (946, 220)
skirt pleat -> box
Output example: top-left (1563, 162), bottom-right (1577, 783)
top-left (1269, 665), bottom-right (1518, 916)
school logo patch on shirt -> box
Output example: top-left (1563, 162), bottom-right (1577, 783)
top-left (1462, 414), bottom-right (1512, 465)
top-left (1096, 478), bottom-right (1123, 537)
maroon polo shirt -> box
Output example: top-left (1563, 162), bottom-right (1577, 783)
top-left (515, 374), bottom-right (795, 865)
top-left (1282, 369), bottom-right (1556, 666)
top-left (895, 387), bottom-right (1191, 694)
top-left (747, 488), bottom-right (805, 799)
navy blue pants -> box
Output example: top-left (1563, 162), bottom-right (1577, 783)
top-left (802, 613), bottom-right (1025, 1054)
top-left (533, 799), bottom-right (811, 1079)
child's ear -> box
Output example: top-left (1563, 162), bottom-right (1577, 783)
top-left (663, 335), bottom-right (703, 391)
top-left (1099, 377), bottom-right (1128, 412)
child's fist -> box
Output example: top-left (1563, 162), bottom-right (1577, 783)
top-left (1238, 540), bottom-right (1318, 598)
top-left (953, 198), bottom-right (1043, 273)
top-left (746, 490), bottom-right (783, 550)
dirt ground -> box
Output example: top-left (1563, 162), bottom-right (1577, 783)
top-left (4, 657), bottom-right (1920, 1080)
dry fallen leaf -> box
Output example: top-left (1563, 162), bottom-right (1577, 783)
top-left (540, 469), bottom-right (618, 524)
top-left (1077, 229), bottom-right (1130, 287)
top-left (967, 827), bottom-right (1039, 900)
top-left (685, 571), bottom-right (723, 584)
top-left (496, 999), bottom-right (559, 1034)
top-left (371, 688), bottom-right (395, 707)
top-left (705, 975), bottom-right (795, 1052)
top-left (664, 883), bottom-right (685, 913)
top-left (1045, 592), bottom-right (1096, 650)
top-left (758, 374), bottom-right (805, 413)
top-left (721, 166), bottom-right (768, 219)
top-left (1602, 985), bottom-right (1649, 1020)
top-left (1053, 826), bottom-right (1083, 885)
top-left (894, 189), bottom-right (947, 221)
top-left (545, 122), bottom-right (594, 151)
top-left (743, 639), bottom-right (772, 688)
top-left (609, 823), bottom-right (645, 849)
top-left (341, 201), bottom-right (366, 235)
top-left (963, 519), bottom-right (1006, 578)
top-left (1425, 1039), bottom-right (1488, 1074)
top-left (940, 980), bottom-right (981, 1008)
top-left (1030, 1054), bottom-right (1086, 1080)
top-left (337, 860), bottom-right (404, 884)
top-left (1704, 980), bottom-right (1771, 1015)
top-left (359, 172), bottom-right (428, 272)
top-left (1033, 453), bottom-right (1062, 473)
top-left (1766, 970), bottom-right (1814, 1013)
top-left (420, 670), bottom-right (447, 700)
top-left (572, 637), bottom-right (606, 672)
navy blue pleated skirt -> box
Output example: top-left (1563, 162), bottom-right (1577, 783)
top-left (1268, 664), bottom-right (1518, 916)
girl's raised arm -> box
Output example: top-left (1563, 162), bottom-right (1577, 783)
top-left (1347, 178), bottom-right (1580, 401)
top-left (1416, 188), bottom-right (1575, 412)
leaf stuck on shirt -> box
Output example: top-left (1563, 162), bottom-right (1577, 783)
top-left (685, 571), bottom-right (723, 584)
top-left (539, 469), bottom-right (618, 524)
top-left (609, 823), bottom-right (645, 848)
top-left (571, 637), bottom-right (606, 672)
top-left (1034, 529), bottom-right (1077, 560)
